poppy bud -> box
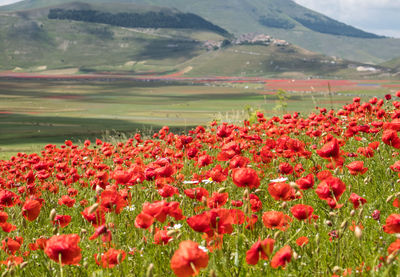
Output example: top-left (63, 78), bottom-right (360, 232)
top-left (354, 226), bottom-right (362, 239)
top-left (358, 207), bottom-right (364, 217)
top-left (329, 212), bottom-right (336, 217)
top-left (217, 187), bottom-right (226, 193)
top-left (387, 253), bottom-right (396, 264)
top-left (274, 231), bottom-right (281, 240)
top-left (350, 210), bottom-right (356, 217)
top-left (289, 182), bottom-right (298, 189)
top-left (340, 220), bottom-right (348, 230)
top-left (146, 263), bottom-right (154, 277)
top-left (293, 251), bottom-right (299, 260)
top-left (387, 195), bottom-right (394, 203)
top-left (332, 266), bottom-right (340, 274)
top-left (88, 203), bottom-right (99, 214)
top-left (117, 253), bottom-right (123, 264)
top-left (96, 185), bottom-right (103, 195)
top-left (20, 262), bottom-right (28, 269)
top-left (49, 209), bottom-right (57, 221)
top-left (243, 189), bottom-right (249, 200)
top-left (167, 230), bottom-right (179, 237)
top-left (209, 270), bottom-right (216, 277)
top-left (281, 202), bottom-right (287, 209)
top-left (325, 220), bottom-right (333, 227)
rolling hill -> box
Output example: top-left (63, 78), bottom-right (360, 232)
top-left (2, 0), bottom-right (400, 64)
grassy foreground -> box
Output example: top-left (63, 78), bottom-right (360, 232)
top-left (1, 95), bottom-right (400, 276)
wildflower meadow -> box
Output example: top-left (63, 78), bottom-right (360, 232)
top-left (2, 94), bottom-right (400, 276)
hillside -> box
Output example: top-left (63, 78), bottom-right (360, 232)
top-left (2, 0), bottom-right (399, 64)
top-left (179, 44), bottom-right (388, 79)
top-left (0, 2), bottom-right (228, 72)
top-left (382, 57), bottom-right (400, 71)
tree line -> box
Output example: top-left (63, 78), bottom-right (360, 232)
top-left (48, 9), bottom-right (228, 35)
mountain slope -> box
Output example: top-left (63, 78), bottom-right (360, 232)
top-left (2, 0), bottom-right (398, 64)
top-left (0, 3), bottom-right (228, 72)
top-left (382, 57), bottom-right (400, 71)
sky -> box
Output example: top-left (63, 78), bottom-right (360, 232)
top-left (293, 0), bottom-right (400, 38)
top-left (0, 0), bottom-right (399, 38)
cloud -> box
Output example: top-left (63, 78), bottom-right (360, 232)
top-left (293, 0), bottom-right (400, 38)
top-left (0, 0), bottom-right (22, 6)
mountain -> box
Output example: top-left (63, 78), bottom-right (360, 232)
top-left (0, 0), bottom-right (396, 78)
top-left (2, 0), bottom-right (399, 64)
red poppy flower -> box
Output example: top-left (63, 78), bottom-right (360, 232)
top-left (296, 236), bottom-right (309, 247)
top-left (89, 224), bottom-right (112, 242)
top-left (187, 208), bottom-right (234, 236)
top-left (262, 211), bottom-right (291, 231)
top-left (246, 238), bottom-right (275, 265)
top-left (346, 161), bottom-right (368, 175)
top-left (317, 138), bottom-right (340, 159)
top-left (58, 195), bottom-right (76, 208)
top-left (209, 164), bottom-right (228, 182)
top-left (0, 211), bottom-right (8, 223)
top-left (249, 194), bottom-right (262, 213)
top-left (134, 212), bottom-right (154, 229)
top-left (141, 200), bottom-right (184, 223)
top-left (382, 130), bottom-right (400, 149)
top-left (154, 228), bottom-right (173, 245)
top-left (52, 215), bottom-right (72, 228)
top-left (44, 234), bottom-right (81, 265)
top-left (349, 193), bottom-right (367, 209)
top-left (207, 192), bottom-right (228, 209)
top-left (98, 190), bottom-right (127, 214)
top-left (0, 190), bottom-right (20, 207)
top-left (279, 162), bottom-right (293, 175)
top-left (81, 206), bottom-right (106, 227)
top-left (22, 199), bottom-right (42, 221)
top-left (391, 160), bottom-right (400, 172)
top-left (383, 214), bottom-right (400, 234)
top-left (315, 176), bottom-right (346, 207)
top-left (232, 168), bottom-right (260, 189)
top-left (184, 187), bottom-right (209, 201)
top-left (1, 237), bottom-right (23, 255)
top-left (95, 248), bottom-right (126, 268)
top-left (290, 204), bottom-right (315, 221)
top-left (271, 245), bottom-right (292, 269)
top-left (388, 239), bottom-right (400, 255)
top-left (0, 222), bottom-right (17, 233)
top-left (296, 174), bottom-right (314, 190)
top-left (268, 182), bottom-right (296, 201)
top-left (170, 240), bottom-right (209, 277)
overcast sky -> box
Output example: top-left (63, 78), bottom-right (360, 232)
top-left (0, 0), bottom-right (399, 38)
top-left (293, 0), bottom-right (400, 38)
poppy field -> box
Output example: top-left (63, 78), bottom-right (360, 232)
top-left (3, 92), bottom-right (400, 276)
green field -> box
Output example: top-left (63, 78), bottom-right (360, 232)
top-left (0, 78), bottom-right (397, 159)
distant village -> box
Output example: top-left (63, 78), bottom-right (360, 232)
top-left (203, 33), bottom-right (289, 50)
